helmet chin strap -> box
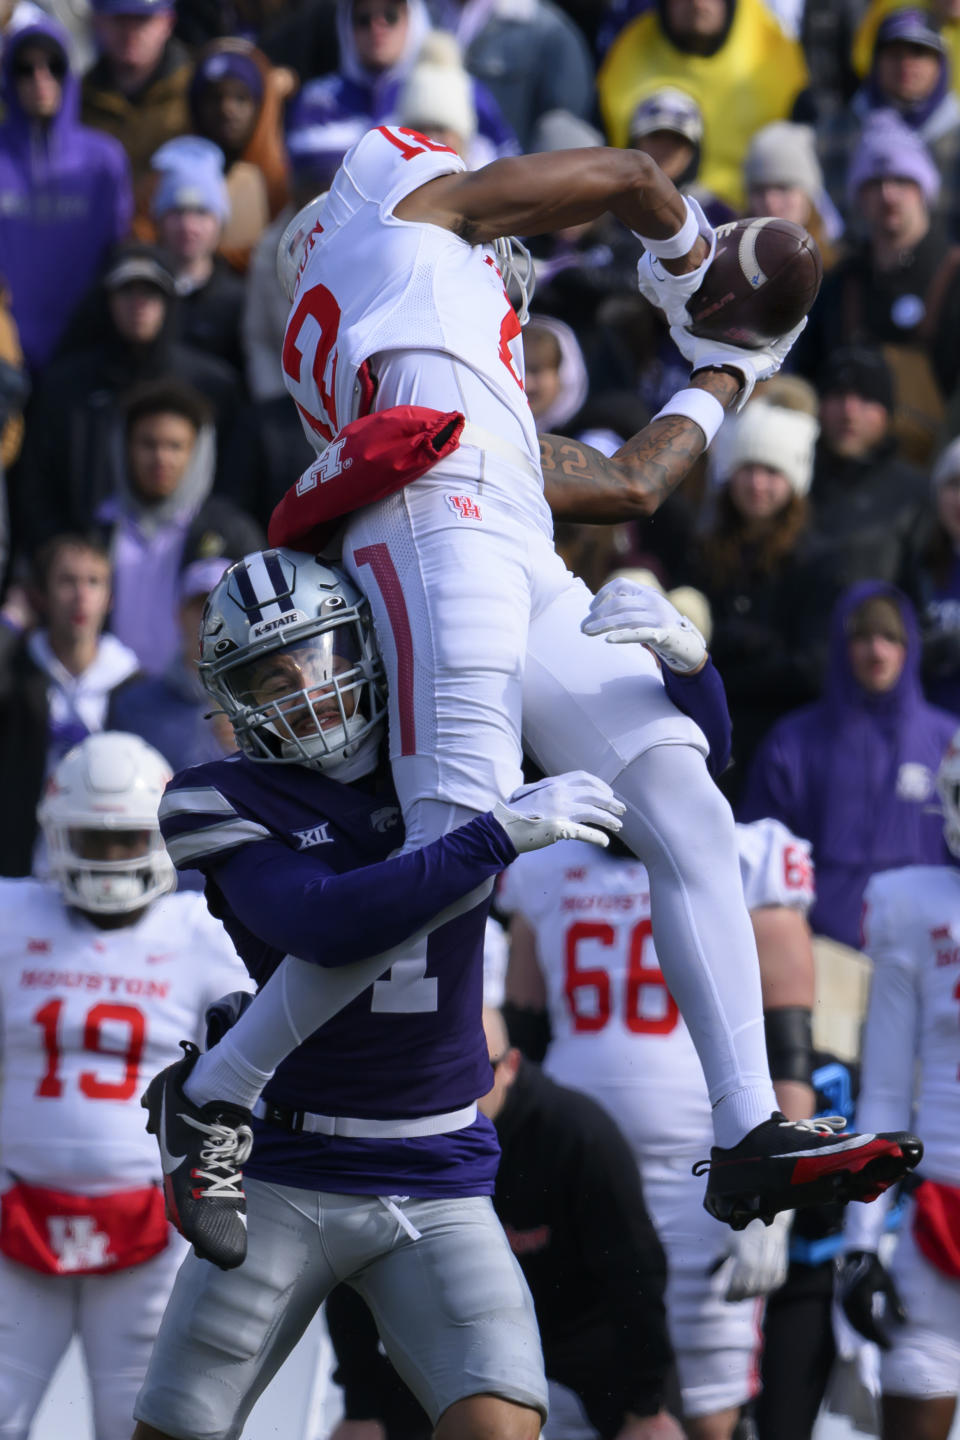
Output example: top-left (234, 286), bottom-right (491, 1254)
top-left (320, 726), bottom-right (384, 782)
top-left (280, 714), bottom-right (383, 782)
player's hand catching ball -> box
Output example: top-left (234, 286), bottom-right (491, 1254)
top-left (582, 580), bottom-right (707, 675)
top-left (635, 196), bottom-right (717, 328)
top-left (492, 772), bottom-right (625, 853)
top-left (668, 318), bottom-right (807, 410)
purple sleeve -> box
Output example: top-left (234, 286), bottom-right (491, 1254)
top-left (738, 725), bottom-right (801, 829)
top-left (661, 658), bottom-right (732, 777)
top-left (208, 812), bottom-right (517, 966)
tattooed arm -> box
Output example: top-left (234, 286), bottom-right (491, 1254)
top-left (541, 369), bottom-right (741, 522)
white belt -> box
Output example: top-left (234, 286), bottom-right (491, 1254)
top-left (253, 1098), bottom-right (478, 1139)
top-left (458, 420), bottom-right (542, 485)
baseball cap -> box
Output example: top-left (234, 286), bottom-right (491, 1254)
top-left (629, 87), bottom-right (703, 145)
top-left (875, 8), bottom-right (946, 56)
top-left (91, 0), bottom-right (174, 15)
top-left (103, 246), bottom-right (176, 296)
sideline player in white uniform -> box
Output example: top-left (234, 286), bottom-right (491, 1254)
top-left (0, 733), bottom-right (250, 1440)
top-left (165, 130), bottom-right (920, 1246)
top-left (837, 733), bottom-right (960, 1440)
top-left (501, 814), bottom-right (817, 1440)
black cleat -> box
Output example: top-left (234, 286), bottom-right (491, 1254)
top-left (695, 1112), bottom-right (923, 1231)
top-left (142, 1040), bottom-right (254, 1270)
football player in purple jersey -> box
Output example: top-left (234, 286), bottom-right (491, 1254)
top-left (134, 547), bottom-right (630, 1440)
top-left (133, 548), bottom-right (758, 1440)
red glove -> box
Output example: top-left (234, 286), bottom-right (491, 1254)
top-left (268, 406), bottom-right (465, 552)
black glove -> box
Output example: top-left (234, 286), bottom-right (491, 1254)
top-left (204, 989), bottom-right (254, 1048)
top-left (836, 1249), bottom-right (907, 1349)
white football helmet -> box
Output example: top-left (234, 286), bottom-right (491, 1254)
top-left (199, 549), bottom-right (386, 780)
top-left (277, 193), bottom-right (328, 302)
top-left (937, 729), bottom-right (960, 859)
top-left (37, 733), bottom-right (176, 915)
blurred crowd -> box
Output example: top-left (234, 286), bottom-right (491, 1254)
top-left (3, 0), bottom-right (960, 1437)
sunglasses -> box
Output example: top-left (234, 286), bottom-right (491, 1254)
top-left (13, 54), bottom-right (66, 80)
top-left (352, 3), bottom-right (404, 28)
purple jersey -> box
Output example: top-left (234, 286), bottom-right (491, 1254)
top-left (159, 755), bottom-right (514, 1196)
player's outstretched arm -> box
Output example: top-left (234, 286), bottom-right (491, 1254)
top-left (394, 146), bottom-right (700, 261)
top-left (541, 368), bottom-right (741, 520)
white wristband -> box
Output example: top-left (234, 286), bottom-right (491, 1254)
top-left (633, 198), bottom-right (699, 260)
top-left (653, 388), bottom-right (726, 447)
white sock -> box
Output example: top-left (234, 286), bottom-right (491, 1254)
top-left (614, 743), bottom-right (778, 1149)
top-left (184, 1034), bottom-right (275, 1111)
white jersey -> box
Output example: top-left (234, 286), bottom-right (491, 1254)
top-left (282, 125), bottom-right (542, 501)
top-left (856, 866), bottom-right (960, 1195)
top-left (736, 817), bottom-right (814, 914)
top-left (499, 820), bottom-right (814, 1160)
top-left (0, 880), bottom-right (251, 1194)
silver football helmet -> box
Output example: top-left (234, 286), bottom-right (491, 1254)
top-left (937, 730), bottom-right (960, 859)
top-left (199, 549), bottom-right (386, 778)
top-left (37, 732), bottom-right (176, 915)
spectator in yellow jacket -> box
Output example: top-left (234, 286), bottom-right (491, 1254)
top-left (853, 0), bottom-right (960, 95)
top-left (597, 0), bottom-right (808, 210)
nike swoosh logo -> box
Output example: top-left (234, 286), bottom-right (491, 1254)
top-left (157, 1085), bottom-right (187, 1174)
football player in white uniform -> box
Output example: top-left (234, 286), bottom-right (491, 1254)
top-left (837, 732), bottom-right (960, 1440)
top-left (167, 130), bottom-right (920, 1244)
top-left (501, 812), bottom-right (817, 1440)
top-left (0, 732), bottom-right (250, 1440)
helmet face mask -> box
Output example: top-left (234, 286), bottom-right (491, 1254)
top-left (37, 734), bottom-right (176, 916)
top-left (200, 549), bottom-right (386, 776)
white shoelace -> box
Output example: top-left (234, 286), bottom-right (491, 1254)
top-left (181, 1113), bottom-right (254, 1200)
top-left (778, 1115), bottom-right (848, 1136)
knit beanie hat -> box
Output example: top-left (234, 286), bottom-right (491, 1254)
top-left (743, 121), bottom-right (823, 199)
top-left (530, 108), bottom-right (604, 152)
top-left (151, 137), bottom-right (231, 222)
top-left (817, 345), bottom-right (894, 410)
top-left (719, 400), bottom-right (819, 497)
top-left (847, 108), bottom-right (940, 206)
top-left (399, 32), bottom-right (476, 143)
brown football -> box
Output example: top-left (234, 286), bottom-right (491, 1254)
top-left (684, 216), bottom-right (823, 350)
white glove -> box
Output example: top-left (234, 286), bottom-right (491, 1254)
top-left (581, 579), bottom-right (707, 674)
top-left (636, 196), bottom-right (717, 328)
top-left (492, 771), bottom-right (625, 853)
top-left (717, 1209), bottom-right (793, 1302)
top-left (668, 318), bottom-right (807, 411)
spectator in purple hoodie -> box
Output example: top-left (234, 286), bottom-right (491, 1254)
top-left (740, 581), bottom-right (956, 948)
top-left (286, 0), bottom-right (517, 182)
top-left (0, 16), bottom-right (132, 374)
